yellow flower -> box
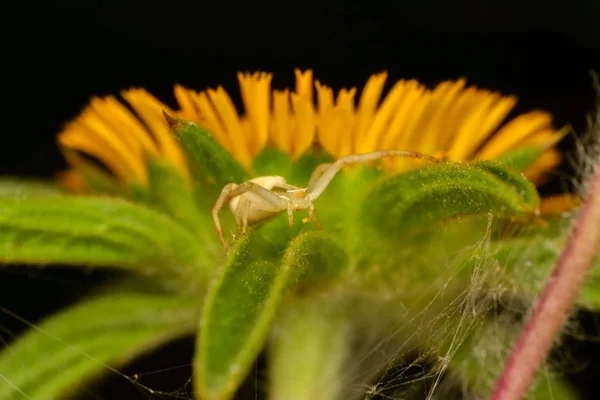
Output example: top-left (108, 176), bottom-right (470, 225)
top-left (313, 73), bottom-right (568, 183)
top-left (58, 69), bottom-right (568, 199)
top-left (174, 70), bottom-right (315, 166)
top-left (173, 72), bottom-right (272, 169)
top-left (58, 89), bottom-right (189, 189)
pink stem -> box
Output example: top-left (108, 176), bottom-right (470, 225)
top-left (490, 156), bottom-right (600, 400)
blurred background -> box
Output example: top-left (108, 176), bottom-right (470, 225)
top-left (2, 1), bottom-right (600, 398)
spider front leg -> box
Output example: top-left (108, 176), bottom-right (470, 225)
top-left (235, 197), bottom-right (252, 234)
top-left (212, 181), bottom-right (288, 248)
top-left (306, 150), bottom-right (439, 200)
top-left (212, 183), bottom-right (237, 248)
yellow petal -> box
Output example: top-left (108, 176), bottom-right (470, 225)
top-left (439, 87), bottom-right (482, 154)
top-left (518, 125), bottom-right (570, 148)
top-left (315, 81), bottom-right (334, 112)
top-left (476, 111), bottom-right (553, 159)
top-left (450, 93), bottom-right (517, 160)
top-left (389, 85), bottom-right (430, 153)
top-left (120, 89), bottom-right (189, 178)
top-left (414, 79), bottom-right (467, 155)
top-left (205, 87), bottom-right (252, 168)
top-left (271, 89), bottom-right (291, 153)
top-left (77, 106), bottom-right (146, 175)
top-left (194, 91), bottom-right (235, 151)
top-left (524, 148), bottom-right (562, 185)
top-left (59, 124), bottom-right (140, 182)
top-left (174, 84), bottom-right (202, 122)
top-left (361, 79), bottom-right (408, 152)
top-left (316, 85), bottom-right (357, 157)
top-left (91, 97), bottom-right (159, 156)
top-left (354, 72), bottom-right (388, 152)
top-left (379, 80), bottom-right (425, 150)
top-left (314, 81), bottom-right (337, 155)
top-left (237, 72), bottom-right (272, 156)
top-left (294, 69), bottom-right (314, 102)
top-left (290, 93), bottom-right (316, 158)
top-left (540, 194), bottom-right (580, 215)
top-left (55, 169), bottom-right (88, 193)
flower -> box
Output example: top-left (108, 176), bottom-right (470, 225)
top-left (174, 70), bottom-right (315, 166)
top-left (58, 69), bottom-right (568, 194)
top-left (58, 89), bottom-right (190, 189)
top-left (313, 74), bottom-right (568, 183)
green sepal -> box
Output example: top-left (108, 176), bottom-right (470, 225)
top-left (252, 148), bottom-right (293, 178)
top-left (359, 162), bottom-right (540, 238)
top-left (129, 182), bottom-right (156, 206)
top-left (61, 149), bottom-right (126, 197)
top-left (0, 292), bottom-right (199, 400)
top-left (496, 146), bottom-right (545, 172)
top-left (285, 231), bottom-right (349, 293)
top-left (0, 196), bottom-right (209, 287)
top-left (0, 178), bottom-right (65, 197)
top-left (171, 121), bottom-right (249, 187)
top-left (474, 160), bottom-right (540, 208)
top-left (269, 297), bottom-right (350, 400)
top-left (146, 158), bottom-right (214, 242)
top-left (79, 166), bottom-right (125, 196)
top-left (195, 232), bottom-right (296, 400)
top-left (448, 317), bottom-right (580, 399)
top-left (484, 217), bottom-right (600, 309)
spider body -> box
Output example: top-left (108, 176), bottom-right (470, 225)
top-left (213, 150), bottom-right (439, 248)
top-left (228, 176), bottom-right (303, 225)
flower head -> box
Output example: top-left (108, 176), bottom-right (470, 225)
top-left (174, 70), bottom-right (315, 166)
top-left (58, 89), bottom-right (189, 189)
top-left (313, 74), bottom-right (568, 183)
top-left (57, 69), bottom-right (568, 192)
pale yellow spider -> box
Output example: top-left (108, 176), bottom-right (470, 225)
top-left (212, 150), bottom-right (439, 248)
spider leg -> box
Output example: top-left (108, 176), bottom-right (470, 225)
top-left (235, 197), bottom-right (252, 234)
top-left (307, 163), bottom-right (333, 192)
top-left (212, 181), bottom-right (288, 248)
top-left (306, 150), bottom-right (439, 200)
top-left (272, 183), bottom-right (302, 191)
top-left (287, 205), bottom-right (294, 226)
top-left (301, 203), bottom-right (321, 228)
top-left (311, 213), bottom-right (322, 229)
top-left (212, 183), bottom-right (238, 249)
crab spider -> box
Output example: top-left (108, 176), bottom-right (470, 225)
top-left (212, 150), bottom-right (439, 248)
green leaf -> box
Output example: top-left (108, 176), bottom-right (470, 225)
top-left (360, 162), bottom-right (540, 238)
top-left (196, 232), bottom-right (296, 400)
top-left (172, 122), bottom-right (249, 187)
top-left (496, 146), bottom-right (545, 172)
top-left (269, 298), bottom-right (350, 400)
top-left (0, 292), bottom-right (199, 400)
top-left (0, 197), bottom-right (210, 285)
top-left (0, 178), bottom-right (65, 197)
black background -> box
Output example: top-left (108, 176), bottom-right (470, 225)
top-left (2, 1), bottom-right (600, 399)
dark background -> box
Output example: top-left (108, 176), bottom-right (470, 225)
top-left (2, 1), bottom-right (600, 399)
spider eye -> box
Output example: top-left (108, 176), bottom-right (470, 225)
top-left (291, 190), bottom-right (306, 198)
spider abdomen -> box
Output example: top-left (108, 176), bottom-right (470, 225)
top-left (229, 176), bottom-right (287, 224)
